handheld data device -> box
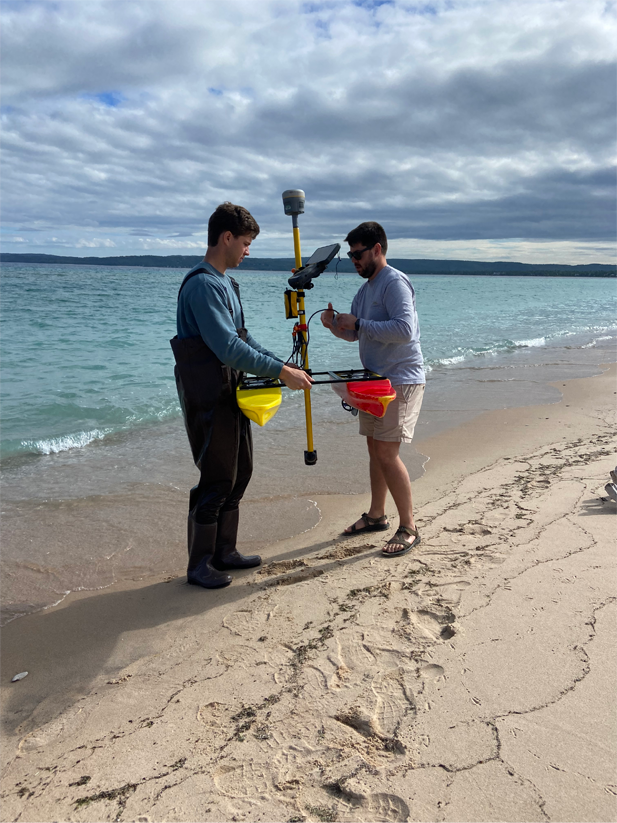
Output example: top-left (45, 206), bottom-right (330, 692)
top-left (288, 243), bottom-right (341, 289)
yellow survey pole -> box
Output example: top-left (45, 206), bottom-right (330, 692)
top-left (292, 226), bottom-right (302, 271)
top-left (282, 189), bottom-right (317, 465)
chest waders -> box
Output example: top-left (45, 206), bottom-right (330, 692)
top-left (170, 268), bottom-right (261, 589)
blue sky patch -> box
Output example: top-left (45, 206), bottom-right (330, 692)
top-left (86, 91), bottom-right (125, 107)
top-left (351, 0), bottom-right (395, 9)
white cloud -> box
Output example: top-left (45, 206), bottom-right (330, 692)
top-left (133, 237), bottom-right (205, 250)
top-left (75, 238), bottom-right (117, 248)
top-left (1, 0), bottom-right (615, 262)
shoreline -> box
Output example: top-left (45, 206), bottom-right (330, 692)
top-left (2, 332), bottom-right (614, 627)
top-left (3, 257), bottom-right (615, 277)
top-left (1, 364), bottom-right (615, 822)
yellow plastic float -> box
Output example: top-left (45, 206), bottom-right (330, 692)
top-left (236, 385), bottom-right (283, 426)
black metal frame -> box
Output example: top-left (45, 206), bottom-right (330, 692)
top-left (237, 368), bottom-right (386, 391)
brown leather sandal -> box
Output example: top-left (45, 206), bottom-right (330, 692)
top-left (382, 525), bottom-right (420, 556)
top-left (343, 512), bottom-right (390, 535)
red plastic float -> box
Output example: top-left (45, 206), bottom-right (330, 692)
top-left (331, 378), bottom-right (396, 418)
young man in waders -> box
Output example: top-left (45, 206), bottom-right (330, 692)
top-left (171, 203), bottom-right (313, 589)
top-left (321, 222), bottom-right (425, 557)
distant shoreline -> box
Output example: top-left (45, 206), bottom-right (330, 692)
top-left (1, 252), bottom-right (615, 277)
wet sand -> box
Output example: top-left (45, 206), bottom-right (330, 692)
top-left (1, 365), bottom-right (616, 822)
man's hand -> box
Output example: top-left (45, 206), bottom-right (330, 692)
top-left (321, 302), bottom-right (335, 329)
top-left (336, 312), bottom-right (357, 331)
top-left (279, 364), bottom-right (314, 391)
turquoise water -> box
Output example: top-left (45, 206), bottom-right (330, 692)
top-left (1, 263), bottom-right (616, 458)
top-left (2, 262), bottom-right (616, 624)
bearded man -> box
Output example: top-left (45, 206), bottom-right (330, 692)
top-left (321, 221), bottom-right (425, 556)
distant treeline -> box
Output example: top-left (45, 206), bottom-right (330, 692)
top-left (1, 253), bottom-right (615, 277)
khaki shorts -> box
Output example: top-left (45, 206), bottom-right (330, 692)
top-left (358, 383), bottom-right (425, 443)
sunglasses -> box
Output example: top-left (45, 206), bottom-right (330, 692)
top-left (347, 246), bottom-right (374, 261)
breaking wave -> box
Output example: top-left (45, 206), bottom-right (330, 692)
top-left (20, 429), bottom-right (110, 455)
top-left (426, 336), bottom-right (548, 369)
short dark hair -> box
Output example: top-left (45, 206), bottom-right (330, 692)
top-left (207, 202), bottom-right (260, 247)
top-left (344, 221), bottom-right (388, 255)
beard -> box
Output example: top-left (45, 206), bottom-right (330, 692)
top-left (357, 259), bottom-right (377, 279)
top-left (356, 260), bottom-right (377, 280)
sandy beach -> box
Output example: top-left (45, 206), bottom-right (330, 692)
top-left (1, 365), bottom-right (615, 823)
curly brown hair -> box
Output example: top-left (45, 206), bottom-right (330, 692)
top-left (208, 202), bottom-right (260, 247)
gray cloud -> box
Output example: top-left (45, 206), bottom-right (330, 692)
top-left (1, 0), bottom-right (615, 262)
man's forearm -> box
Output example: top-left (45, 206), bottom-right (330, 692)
top-left (360, 317), bottom-right (413, 344)
top-left (222, 336), bottom-right (283, 377)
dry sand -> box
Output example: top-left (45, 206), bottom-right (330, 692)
top-left (1, 366), bottom-right (616, 823)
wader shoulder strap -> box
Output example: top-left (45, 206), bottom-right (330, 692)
top-left (178, 266), bottom-right (236, 319)
top-left (177, 266), bottom-right (207, 300)
top-left (228, 276), bottom-right (246, 329)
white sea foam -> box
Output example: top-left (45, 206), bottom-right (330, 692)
top-left (581, 334), bottom-right (615, 349)
top-left (21, 429), bottom-right (108, 455)
top-left (437, 354), bottom-right (467, 365)
top-left (428, 349), bottom-right (493, 369)
top-left (513, 337), bottom-right (546, 348)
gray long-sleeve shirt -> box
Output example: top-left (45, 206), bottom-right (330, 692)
top-left (177, 262), bottom-right (283, 378)
top-left (333, 264), bottom-right (425, 384)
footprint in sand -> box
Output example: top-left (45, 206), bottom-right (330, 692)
top-left (264, 568), bottom-right (324, 587)
top-left (434, 580), bottom-right (471, 606)
top-left (462, 523), bottom-right (493, 535)
top-left (222, 598), bottom-right (277, 637)
top-left (271, 739), bottom-right (319, 790)
top-left (197, 701), bottom-right (232, 731)
top-left (257, 559), bottom-right (308, 576)
top-left (338, 793), bottom-right (410, 822)
top-left (303, 664), bottom-right (330, 698)
top-left (419, 663), bottom-right (445, 680)
top-left (19, 704), bottom-right (89, 751)
top-left (411, 609), bottom-right (456, 641)
top-left (213, 760), bottom-right (271, 798)
top-left (317, 543), bottom-right (376, 561)
top-left (364, 792), bottom-right (410, 822)
top-left (216, 644), bottom-right (260, 668)
top-left (327, 634), bottom-right (378, 687)
top-left (299, 636), bottom-right (375, 702)
top-left (337, 634), bottom-right (378, 669)
top-left (370, 668), bottom-right (416, 738)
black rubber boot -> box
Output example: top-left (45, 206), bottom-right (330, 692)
top-left (212, 508), bottom-right (261, 571)
top-left (187, 517), bottom-right (232, 588)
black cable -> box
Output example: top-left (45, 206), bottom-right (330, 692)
top-left (284, 306), bottom-right (339, 369)
top-left (303, 306), bottom-right (339, 369)
top-left (284, 330), bottom-right (304, 366)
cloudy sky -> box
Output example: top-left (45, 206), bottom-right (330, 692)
top-left (1, 0), bottom-right (615, 263)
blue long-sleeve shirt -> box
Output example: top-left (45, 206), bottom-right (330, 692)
top-left (177, 262), bottom-right (283, 378)
top-left (333, 264), bottom-right (425, 384)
